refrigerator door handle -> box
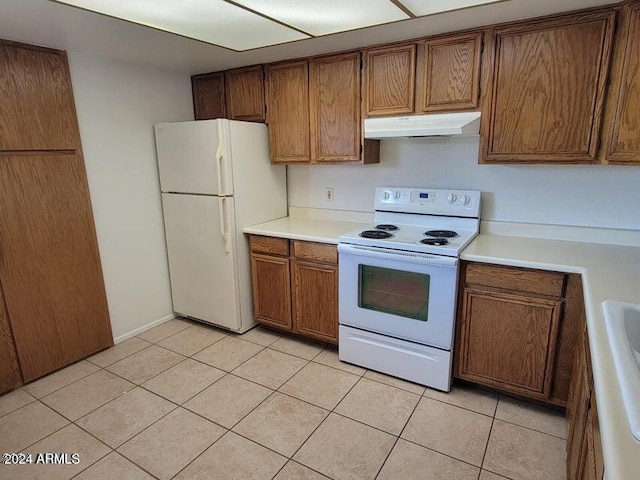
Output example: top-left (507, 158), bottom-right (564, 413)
top-left (218, 196), bottom-right (230, 253)
top-left (215, 143), bottom-right (224, 195)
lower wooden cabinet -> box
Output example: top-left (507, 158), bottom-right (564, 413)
top-left (567, 324), bottom-right (604, 480)
top-left (455, 262), bottom-right (582, 406)
top-left (250, 253), bottom-right (292, 330)
top-left (249, 235), bottom-right (338, 343)
top-left (457, 288), bottom-right (562, 400)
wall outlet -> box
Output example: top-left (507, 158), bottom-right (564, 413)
top-left (325, 187), bottom-right (334, 203)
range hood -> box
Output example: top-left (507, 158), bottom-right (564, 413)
top-left (364, 112), bottom-right (481, 139)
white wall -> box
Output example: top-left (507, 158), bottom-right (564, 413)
top-left (68, 52), bottom-right (193, 340)
top-left (288, 137), bottom-right (640, 231)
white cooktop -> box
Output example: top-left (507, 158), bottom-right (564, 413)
top-left (338, 187), bottom-right (481, 256)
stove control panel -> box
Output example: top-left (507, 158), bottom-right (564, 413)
top-left (376, 187), bottom-right (481, 218)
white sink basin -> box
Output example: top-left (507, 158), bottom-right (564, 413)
top-left (602, 301), bottom-right (640, 441)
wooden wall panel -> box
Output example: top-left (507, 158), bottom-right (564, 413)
top-left (0, 281), bottom-right (22, 394)
top-left (0, 155), bottom-right (112, 382)
top-left (0, 41), bottom-right (81, 152)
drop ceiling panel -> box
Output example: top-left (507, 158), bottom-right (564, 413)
top-left (234, 0), bottom-right (410, 36)
top-left (55, 0), bottom-right (308, 50)
top-left (399, 0), bottom-right (505, 17)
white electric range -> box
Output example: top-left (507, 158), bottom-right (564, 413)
top-left (338, 187), bottom-right (481, 391)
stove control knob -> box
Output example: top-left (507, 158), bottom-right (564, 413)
top-left (394, 191), bottom-right (401, 199)
top-left (382, 191), bottom-right (390, 200)
top-left (447, 193), bottom-right (457, 204)
top-left (460, 194), bottom-right (471, 205)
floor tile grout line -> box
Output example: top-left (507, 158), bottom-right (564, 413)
top-left (419, 393), bottom-right (496, 419)
top-left (479, 413), bottom-right (496, 473)
top-left (110, 404), bottom-right (231, 480)
top-left (86, 338), bottom-right (154, 368)
top-left (160, 332), bottom-right (228, 359)
top-left (135, 318), bottom-right (195, 344)
top-left (372, 389), bottom-right (423, 480)
top-left (0, 393), bottom-right (37, 419)
top-left (23, 361), bottom-right (104, 401)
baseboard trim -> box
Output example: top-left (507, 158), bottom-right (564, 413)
top-left (113, 314), bottom-right (175, 344)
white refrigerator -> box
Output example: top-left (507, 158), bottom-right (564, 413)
top-left (154, 119), bottom-right (287, 333)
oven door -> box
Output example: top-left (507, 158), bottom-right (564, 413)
top-left (338, 243), bottom-right (458, 350)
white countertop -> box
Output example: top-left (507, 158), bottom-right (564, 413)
top-left (242, 216), bottom-right (369, 244)
top-left (462, 234), bottom-right (640, 480)
top-left (243, 213), bottom-right (640, 478)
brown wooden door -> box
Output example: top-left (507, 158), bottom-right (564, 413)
top-left (566, 340), bottom-right (590, 480)
top-left (0, 41), bottom-right (81, 152)
top-left (416, 33), bottom-right (482, 113)
top-left (0, 282), bottom-right (22, 394)
top-left (265, 60), bottom-right (310, 164)
top-left (250, 253), bottom-right (292, 329)
top-left (192, 72), bottom-right (226, 120)
top-left (549, 274), bottom-right (585, 406)
top-left (457, 288), bottom-right (562, 399)
top-left (310, 52), bottom-right (361, 163)
top-left (480, 10), bottom-right (616, 163)
top-left (364, 44), bottom-right (416, 116)
top-left (225, 65), bottom-right (265, 122)
top-left (292, 260), bottom-right (338, 343)
top-left (602, 2), bottom-right (640, 164)
top-left (0, 155), bottom-right (112, 382)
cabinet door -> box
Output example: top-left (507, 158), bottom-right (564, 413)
top-left (457, 288), bottom-right (561, 399)
top-left (602, 2), bottom-right (640, 164)
top-left (0, 155), bottom-right (112, 382)
top-left (310, 52), bottom-right (361, 163)
top-left (250, 253), bottom-right (292, 330)
top-left (0, 41), bottom-right (81, 152)
top-left (549, 274), bottom-right (584, 406)
top-left (265, 60), bottom-right (310, 163)
top-left (480, 10), bottom-right (616, 163)
top-left (192, 72), bottom-right (226, 120)
top-left (566, 338), bottom-right (590, 480)
top-left (292, 261), bottom-right (338, 344)
top-left (225, 65), bottom-right (265, 122)
top-left (416, 33), bottom-right (482, 112)
top-left (364, 44), bottom-right (416, 116)
top-left (0, 282), bottom-right (22, 394)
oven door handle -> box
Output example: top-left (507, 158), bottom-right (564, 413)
top-left (337, 243), bottom-right (458, 267)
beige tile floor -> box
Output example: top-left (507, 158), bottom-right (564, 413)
top-left (0, 319), bottom-right (567, 480)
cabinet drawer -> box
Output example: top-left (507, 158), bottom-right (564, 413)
top-left (249, 235), bottom-right (289, 256)
top-left (293, 241), bottom-right (337, 264)
top-left (465, 263), bottom-right (564, 297)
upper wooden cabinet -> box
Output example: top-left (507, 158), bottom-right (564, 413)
top-left (602, 1), bottom-right (640, 164)
top-left (364, 43), bottom-right (416, 116)
top-left (224, 65), bottom-right (265, 122)
top-left (192, 72), bottom-right (226, 120)
top-left (415, 32), bottom-right (483, 113)
top-left (310, 52), bottom-right (361, 163)
top-left (364, 44), bottom-right (416, 116)
top-left (266, 53), bottom-right (379, 165)
top-left (265, 60), bottom-right (310, 164)
top-left (0, 41), bottom-right (81, 152)
top-left (480, 10), bottom-right (616, 164)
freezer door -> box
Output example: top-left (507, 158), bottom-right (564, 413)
top-left (155, 120), bottom-right (233, 195)
top-left (161, 193), bottom-right (240, 330)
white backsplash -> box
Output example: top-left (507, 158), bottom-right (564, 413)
top-left (287, 137), bottom-right (640, 231)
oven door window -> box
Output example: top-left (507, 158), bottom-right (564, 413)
top-left (358, 265), bottom-right (430, 321)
